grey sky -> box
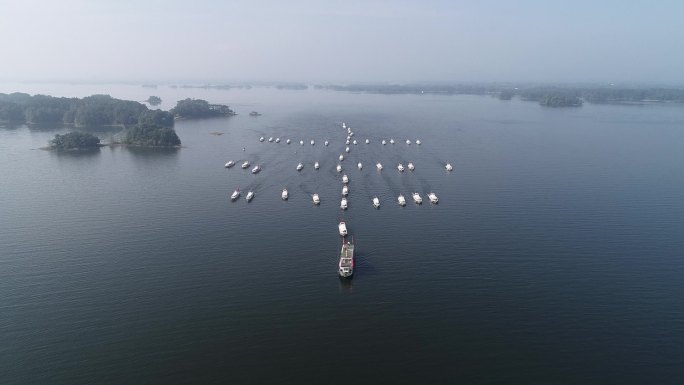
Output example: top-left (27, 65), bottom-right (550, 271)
top-left (1, 0), bottom-right (683, 83)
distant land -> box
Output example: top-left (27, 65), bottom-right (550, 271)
top-left (0, 93), bottom-right (236, 149)
top-left (313, 83), bottom-right (684, 107)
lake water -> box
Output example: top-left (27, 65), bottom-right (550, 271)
top-left (1, 84), bottom-right (684, 384)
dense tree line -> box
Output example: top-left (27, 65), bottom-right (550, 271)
top-left (170, 98), bottom-right (236, 118)
top-left (50, 132), bottom-right (101, 150)
top-left (146, 96), bottom-right (162, 106)
top-left (123, 125), bottom-right (180, 147)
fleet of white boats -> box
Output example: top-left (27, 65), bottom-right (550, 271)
top-left (230, 124), bottom-right (447, 223)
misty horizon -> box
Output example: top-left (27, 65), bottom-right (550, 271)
top-left (1, 1), bottom-right (683, 84)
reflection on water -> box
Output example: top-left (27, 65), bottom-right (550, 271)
top-left (124, 146), bottom-right (180, 157)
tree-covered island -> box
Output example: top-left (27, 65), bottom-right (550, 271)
top-left (49, 131), bottom-right (101, 150)
top-left (1, 93), bottom-right (237, 148)
top-left (170, 98), bottom-right (236, 119)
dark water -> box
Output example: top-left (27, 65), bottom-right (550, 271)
top-left (1, 85), bottom-right (684, 384)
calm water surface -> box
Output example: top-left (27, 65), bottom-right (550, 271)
top-left (1, 84), bottom-right (683, 384)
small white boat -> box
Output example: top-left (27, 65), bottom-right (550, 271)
top-left (286, 139), bottom-right (291, 144)
top-left (268, 137), bottom-right (273, 142)
top-left (345, 146), bottom-right (350, 153)
top-left (353, 139), bottom-right (357, 145)
top-left (416, 139), bottom-right (421, 145)
top-left (342, 185), bottom-right (348, 196)
top-left (347, 127), bottom-right (351, 134)
top-left (372, 196), bottom-right (380, 208)
top-left (246, 191), bottom-right (255, 202)
top-left (446, 163), bottom-right (453, 171)
top-left (282, 188), bottom-right (289, 200)
top-left (339, 221), bottom-right (347, 236)
top-left (241, 161), bottom-right (250, 169)
top-left (325, 140), bottom-right (329, 146)
top-left (342, 122), bottom-right (346, 129)
top-left (397, 163), bottom-right (405, 172)
top-left (231, 188), bottom-right (240, 201)
top-left (336, 164), bottom-right (342, 173)
top-left (376, 162), bottom-right (383, 170)
top-left (225, 160), bottom-right (235, 168)
top-left (311, 140), bottom-right (315, 145)
top-left (259, 137), bottom-right (265, 142)
top-left (349, 131), bottom-right (354, 137)
top-left (357, 162), bottom-right (362, 170)
top-left (347, 135), bottom-right (351, 141)
top-left (342, 174), bottom-right (349, 184)
top-left (275, 137), bottom-right (280, 143)
top-left (314, 161), bottom-right (320, 170)
top-left (299, 140), bottom-right (304, 145)
top-left (313, 193), bottom-right (320, 205)
top-left (407, 162), bottom-right (415, 171)
top-left (365, 139), bottom-right (370, 144)
top-left (251, 165), bottom-right (261, 174)
top-left (382, 139), bottom-right (386, 145)
top-left (346, 139), bottom-right (350, 145)
top-left (339, 154), bottom-right (344, 161)
top-left (412, 192), bottom-right (422, 204)
top-left (296, 163), bottom-right (303, 171)
top-left (398, 194), bottom-right (406, 206)
top-left (390, 139), bottom-right (395, 144)
top-left (406, 139), bottom-right (411, 145)
top-left (340, 198), bottom-right (348, 210)
top-left (428, 192), bottom-right (438, 204)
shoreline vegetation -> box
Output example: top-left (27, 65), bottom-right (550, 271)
top-left (0, 93), bottom-right (236, 150)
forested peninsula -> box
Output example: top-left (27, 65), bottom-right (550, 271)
top-left (0, 93), bottom-right (235, 149)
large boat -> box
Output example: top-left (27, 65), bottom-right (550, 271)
top-left (398, 194), bottom-right (406, 206)
top-left (407, 162), bottom-right (415, 171)
top-left (412, 192), bottom-right (422, 204)
top-left (282, 188), bottom-right (289, 200)
top-left (446, 163), bottom-right (453, 171)
top-left (246, 191), bottom-right (255, 202)
top-left (338, 238), bottom-right (354, 278)
top-left (373, 196), bottom-right (380, 208)
top-left (397, 163), bottom-right (404, 172)
top-left (336, 164), bottom-right (342, 173)
top-left (357, 162), bottom-right (362, 170)
top-left (342, 185), bottom-right (349, 196)
top-left (340, 198), bottom-right (348, 210)
top-left (297, 163), bottom-right (303, 171)
top-left (241, 161), bottom-right (250, 169)
top-left (313, 193), bottom-right (320, 205)
top-left (342, 174), bottom-right (349, 184)
top-left (428, 192), bottom-right (438, 204)
top-left (251, 165), bottom-right (261, 174)
top-left (225, 160), bottom-right (235, 168)
top-left (338, 221), bottom-right (347, 236)
top-left (314, 161), bottom-right (320, 170)
top-left (231, 188), bottom-right (240, 201)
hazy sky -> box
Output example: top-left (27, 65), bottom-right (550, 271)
top-left (1, 0), bottom-right (683, 83)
